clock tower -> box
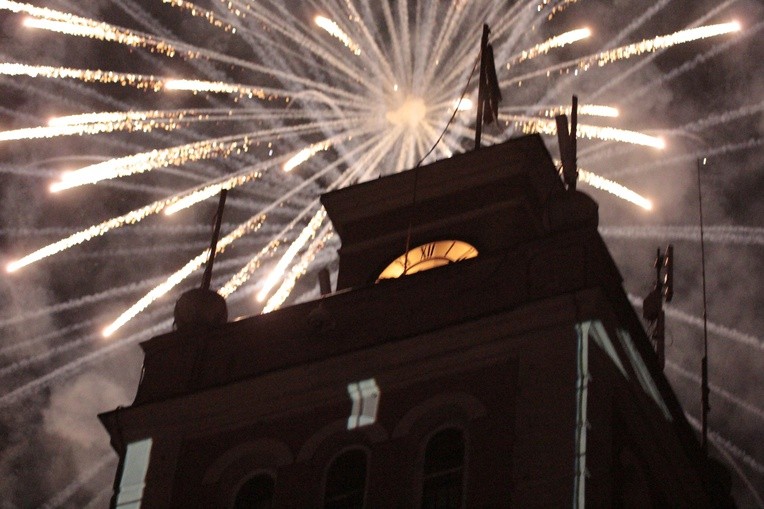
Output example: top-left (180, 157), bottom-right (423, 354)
top-left (100, 134), bottom-right (731, 508)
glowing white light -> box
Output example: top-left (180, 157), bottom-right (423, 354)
top-left (256, 209), bottom-right (326, 303)
top-left (283, 142), bottom-right (332, 172)
top-left (386, 97), bottom-right (427, 128)
top-left (164, 79), bottom-right (266, 98)
top-left (454, 98), bottom-right (473, 111)
top-left (578, 169), bottom-right (653, 210)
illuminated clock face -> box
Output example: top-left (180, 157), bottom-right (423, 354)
top-left (377, 240), bottom-right (478, 280)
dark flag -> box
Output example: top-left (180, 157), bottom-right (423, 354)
top-left (474, 24), bottom-right (503, 149)
top-left (482, 42), bottom-right (502, 125)
top-left (555, 95), bottom-right (578, 190)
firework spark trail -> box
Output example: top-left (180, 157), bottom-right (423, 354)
top-left (602, 0), bottom-right (673, 48)
top-left (315, 15), bottom-right (361, 55)
top-left (0, 280), bottom-right (161, 330)
top-left (160, 0), bottom-right (234, 33)
top-left (622, 19), bottom-right (763, 106)
top-left (0, 319), bottom-right (171, 408)
top-left (0, 274), bottom-right (256, 408)
top-left (258, 128), bottom-right (402, 310)
top-left (0, 122), bottom-right (123, 141)
top-left (256, 125), bottom-right (404, 308)
top-left (50, 117), bottom-right (365, 192)
top-left (608, 138), bottom-right (764, 178)
top-left (5, 198), bottom-right (181, 273)
top-left (666, 360), bottom-right (764, 422)
top-left (340, 3), bottom-right (397, 88)
top-left (628, 294), bottom-right (764, 351)
top-left (162, 122), bottom-right (378, 215)
top-left (0, 0), bottom-right (183, 56)
top-left (263, 224), bottom-right (333, 313)
top-left (502, 22), bottom-right (742, 87)
top-left (507, 115), bottom-right (666, 149)
top-left (410, 0), bottom-right (507, 103)
top-left (188, 3), bottom-right (379, 105)
top-left (380, 2), bottom-right (407, 90)
top-left (0, 66), bottom-right (243, 185)
top-left (218, 130), bottom-right (395, 298)
top-left (58, 242), bottom-right (217, 261)
top-left (673, 101), bottom-right (764, 135)
top-left (47, 108), bottom-right (327, 129)
top-left (258, 124), bottom-right (402, 308)
top-left (13, 1), bottom-right (367, 107)
top-left (21, 16), bottom-right (181, 57)
top-left (225, 1), bottom-right (358, 78)
top-left (3, 164), bottom-right (273, 271)
top-left (101, 214), bottom-right (266, 337)
top-left (0, 62), bottom-right (162, 90)
top-left (577, 168), bottom-right (652, 210)
top-left (590, 0), bottom-right (739, 100)
top-left (256, 209), bottom-right (327, 302)
top-left (38, 454), bottom-right (115, 509)
top-left (498, 104), bottom-right (619, 119)
top-left (408, 0), bottom-right (438, 94)
top-left (505, 28), bottom-right (591, 68)
top-left (599, 225), bottom-right (764, 246)
top-left (0, 325), bottom-right (108, 378)
top-left (0, 320), bottom-right (95, 359)
top-left (283, 141), bottom-right (334, 172)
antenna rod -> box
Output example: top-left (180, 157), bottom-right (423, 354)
top-left (202, 189), bottom-right (228, 291)
top-left (697, 157), bottom-right (710, 457)
top-left (474, 24), bottom-right (490, 150)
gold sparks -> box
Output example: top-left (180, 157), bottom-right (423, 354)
top-left (508, 115), bottom-right (665, 149)
top-left (218, 239), bottom-right (280, 299)
top-left (0, 63), bottom-right (164, 90)
top-left (507, 28), bottom-right (591, 67)
top-left (0, 64), bottom-right (276, 99)
top-left (505, 22), bottom-right (742, 85)
top-left (315, 15), bottom-right (362, 55)
top-left (6, 200), bottom-right (175, 273)
top-left (0, 111), bottom-right (188, 142)
top-left (539, 104), bottom-right (619, 118)
top-left (591, 22), bottom-right (741, 67)
top-left (50, 137), bottom-right (252, 192)
top-left (537, 0), bottom-right (580, 20)
top-left (1, 0), bottom-right (183, 57)
top-left (161, 0), bottom-right (235, 33)
top-left (164, 79), bottom-right (268, 98)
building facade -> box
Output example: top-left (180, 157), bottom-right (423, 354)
top-left (100, 135), bottom-right (730, 507)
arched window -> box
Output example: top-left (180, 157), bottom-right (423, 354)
top-left (233, 473), bottom-right (274, 509)
top-left (421, 428), bottom-right (465, 509)
top-left (324, 448), bottom-right (368, 509)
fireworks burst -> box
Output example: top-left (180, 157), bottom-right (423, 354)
top-left (0, 0), bottom-right (762, 506)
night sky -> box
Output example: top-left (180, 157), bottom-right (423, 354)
top-left (0, 0), bottom-right (762, 507)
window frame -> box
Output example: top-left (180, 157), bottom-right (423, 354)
top-left (229, 470), bottom-right (276, 509)
top-left (322, 446), bottom-right (370, 509)
top-left (418, 425), bottom-right (468, 509)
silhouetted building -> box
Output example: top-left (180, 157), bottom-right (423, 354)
top-left (100, 134), bottom-right (731, 507)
